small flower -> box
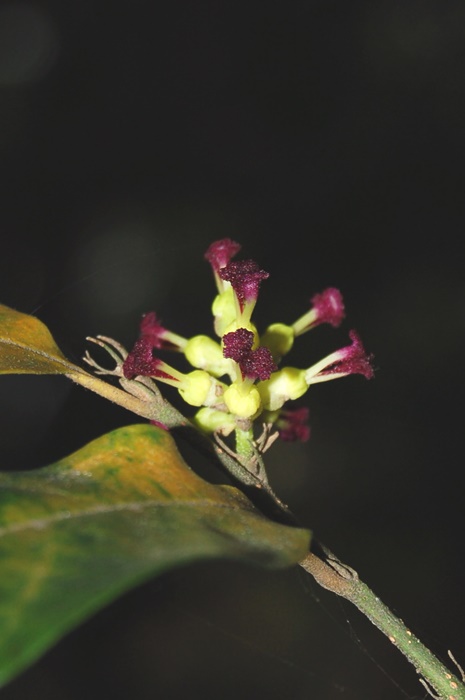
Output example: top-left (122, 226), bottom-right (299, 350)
top-left (219, 259), bottom-right (269, 326)
top-left (276, 407), bottom-right (311, 442)
top-left (205, 238), bottom-right (242, 292)
top-left (221, 328), bottom-right (276, 419)
top-left (139, 312), bottom-right (187, 351)
top-left (211, 287), bottom-right (238, 338)
top-left (123, 338), bottom-right (225, 408)
top-left (184, 335), bottom-right (232, 378)
top-left (222, 383), bottom-right (262, 419)
top-left (193, 407), bottom-right (237, 435)
top-left (304, 330), bottom-right (374, 384)
top-left (261, 288), bottom-right (345, 363)
top-left (223, 328), bottom-right (276, 381)
top-left (205, 240), bottom-right (243, 337)
top-left (258, 331), bottom-right (373, 411)
top-left (258, 366), bottom-right (308, 411)
top-left (123, 338), bottom-right (174, 380)
top-left (292, 288), bottom-right (345, 336)
top-left (261, 323), bottom-right (295, 362)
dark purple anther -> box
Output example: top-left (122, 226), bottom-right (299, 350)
top-left (223, 328), bottom-right (276, 381)
top-left (219, 260), bottom-right (269, 312)
top-left (123, 338), bottom-right (178, 381)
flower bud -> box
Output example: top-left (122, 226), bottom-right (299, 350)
top-left (212, 288), bottom-right (237, 337)
top-left (184, 335), bottom-right (231, 377)
top-left (261, 323), bottom-right (294, 360)
top-left (258, 367), bottom-right (307, 411)
top-left (223, 383), bottom-right (261, 418)
top-left (178, 370), bottom-right (217, 407)
top-left (193, 407), bottom-right (236, 435)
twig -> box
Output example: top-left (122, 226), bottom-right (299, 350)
top-left (300, 547), bottom-right (465, 700)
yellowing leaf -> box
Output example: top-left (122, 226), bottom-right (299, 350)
top-left (0, 303), bottom-right (79, 375)
top-left (0, 304), bottom-right (159, 419)
top-left (0, 424), bottom-right (310, 687)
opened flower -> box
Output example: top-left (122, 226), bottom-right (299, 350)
top-left (275, 407), bottom-right (311, 443)
top-left (122, 337), bottom-right (225, 409)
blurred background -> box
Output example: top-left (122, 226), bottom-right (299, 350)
top-left (1, 1), bottom-right (465, 698)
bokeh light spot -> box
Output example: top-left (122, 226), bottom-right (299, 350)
top-left (0, 3), bottom-right (59, 86)
top-left (74, 213), bottom-right (172, 322)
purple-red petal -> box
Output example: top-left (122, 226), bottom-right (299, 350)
top-left (123, 338), bottom-right (160, 378)
top-left (122, 338), bottom-right (178, 381)
top-left (139, 312), bottom-right (167, 348)
top-left (323, 330), bottom-right (374, 380)
top-left (219, 259), bottom-right (269, 310)
top-left (204, 238), bottom-right (242, 272)
top-left (310, 288), bottom-right (345, 328)
top-left (278, 407), bottom-right (311, 442)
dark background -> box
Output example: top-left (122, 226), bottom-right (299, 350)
top-left (1, 2), bottom-right (465, 698)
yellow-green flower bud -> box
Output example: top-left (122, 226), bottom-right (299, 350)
top-left (261, 323), bottom-right (294, 360)
top-left (193, 407), bottom-right (236, 435)
top-left (212, 287), bottom-right (236, 336)
top-left (184, 335), bottom-right (230, 377)
top-left (178, 370), bottom-right (216, 407)
top-left (223, 383), bottom-right (261, 418)
top-left (257, 367), bottom-right (307, 411)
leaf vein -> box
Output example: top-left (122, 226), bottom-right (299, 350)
top-left (0, 498), bottom-right (241, 538)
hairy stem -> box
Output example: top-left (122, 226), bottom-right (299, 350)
top-left (235, 426), bottom-right (254, 459)
top-left (66, 371), bottom-right (159, 420)
top-left (300, 548), bottom-right (465, 700)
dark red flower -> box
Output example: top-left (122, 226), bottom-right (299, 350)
top-left (219, 260), bottom-right (269, 312)
top-left (223, 328), bottom-right (276, 381)
top-left (204, 238), bottom-right (242, 273)
top-left (310, 288), bottom-right (345, 328)
top-left (317, 330), bottom-right (374, 380)
top-left (277, 407), bottom-right (311, 442)
top-left (139, 312), bottom-right (169, 348)
top-left (122, 338), bottom-right (178, 381)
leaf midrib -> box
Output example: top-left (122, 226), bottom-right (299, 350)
top-left (0, 496), bottom-right (243, 538)
top-left (0, 336), bottom-right (84, 371)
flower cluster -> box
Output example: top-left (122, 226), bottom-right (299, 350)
top-left (122, 239), bottom-right (374, 442)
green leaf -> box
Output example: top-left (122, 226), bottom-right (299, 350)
top-left (0, 423), bottom-right (310, 687)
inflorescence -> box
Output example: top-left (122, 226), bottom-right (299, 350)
top-left (119, 239), bottom-right (374, 444)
